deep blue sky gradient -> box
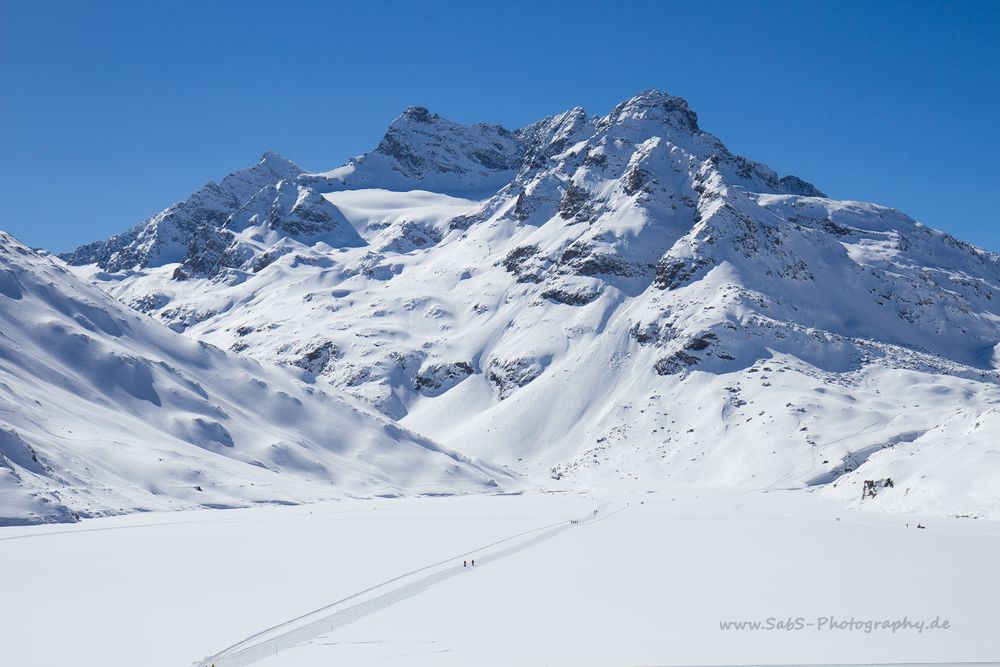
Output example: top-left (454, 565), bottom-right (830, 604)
top-left (1, 0), bottom-right (997, 252)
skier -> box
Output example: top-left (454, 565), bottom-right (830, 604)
top-left (471, 559), bottom-right (475, 566)
top-left (463, 560), bottom-right (467, 567)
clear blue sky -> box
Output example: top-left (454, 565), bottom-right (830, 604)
top-left (2, 0), bottom-right (997, 252)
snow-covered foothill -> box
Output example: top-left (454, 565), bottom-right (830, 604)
top-left (0, 232), bottom-right (506, 525)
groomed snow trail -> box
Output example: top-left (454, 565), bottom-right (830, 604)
top-left (196, 502), bottom-right (618, 666)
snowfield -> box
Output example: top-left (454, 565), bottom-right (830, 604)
top-left (2, 490), bottom-right (998, 666)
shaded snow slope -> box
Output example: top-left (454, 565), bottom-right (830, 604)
top-left (0, 232), bottom-right (504, 525)
top-left (60, 90), bottom-right (1000, 519)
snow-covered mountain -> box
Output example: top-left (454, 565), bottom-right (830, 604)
top-left (63, 152), bottom-right (309, 271)
top-left (0, 232), bottom-right (504, 525)
top-left (60, 90), bottom-right (1000, 519)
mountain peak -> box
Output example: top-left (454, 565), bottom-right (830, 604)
top-left (258, 150), bottom-right (298, 167)
top-left (301, 108), bottom-right (522, 194)
top-left (60, 151), bottom-right (308, 272)
top-left (249, 151), bottom-right (303, 183)
top-left (399, 106), bottom-right (437, 123)
top-left (601, 89), bottom-right (699, 133)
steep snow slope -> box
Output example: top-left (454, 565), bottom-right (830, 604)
top-left (62, 90), bottom-right (1000, 519)
top-left (0, 232), bottom-right (503, 525)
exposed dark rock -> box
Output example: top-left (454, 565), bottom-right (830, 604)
top-left (556, 242), bottom-right (641, 278)
top-left (449, 214), bottom-right (476, 231)
top-left (158, 304), bottom-right (218, 331)
top-left (684, 332), bottom-right (717, 351)
top-left (128, 293), bottom-right (170, 313)
top-left (822, 219), bottom-right (853, 236)
top-left (413, 361), bottom-right (474, 396)
top-left (862, 477), bottom-right (895, 500)
top-left (573, 252), bottom-right (640, 278)
top-left (501, 245), bottom-right (543, 283)
top-left (629, 321), bottom-right (663, 345)
top-left (778, 260), bottom-right (814, 281)
top-left (290, 341), bottom-right (340, 375)
top-left (403, 106), bottom-right (432, 123)
top-left (653, 351), bottom-right (701, 375)
top-left (623, 167), bottom-right (651, 196)
top-left (558, 243), bottom-right (588, 264)
top-left (540, 288), bottom-right (600, 306)
top-left (512, 190), bottom-right (534, 221)
top-left (778, 175), bottom-right (825, 198)
top-left (252, 250), bottom-right (281, 273)
top-left (180, 226), bottom-right (246, 278)
top-left (557, 183), bottom-right (594, 222)
top-left (291, 254), bottom-right (330, 268)
top-left (488, 356), bottom-right (545, 399)
top-left (583, 150), bottom-right (608, 168)
top-left (653, 257), bottom-right (713, 290)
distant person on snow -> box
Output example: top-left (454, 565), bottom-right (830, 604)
top-left (471, 559), bottom-right (475, 566)
top-left (463, 560), bottom-right (467, 567)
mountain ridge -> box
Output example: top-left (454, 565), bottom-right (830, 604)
top-left (63, 90), bottom-right (824, 274)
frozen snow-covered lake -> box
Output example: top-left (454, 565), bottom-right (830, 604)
top-left (2, 487), bottom-right (997, 666)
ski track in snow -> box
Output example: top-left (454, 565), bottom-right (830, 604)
top-left (196, 502), bottom-right (619, 666)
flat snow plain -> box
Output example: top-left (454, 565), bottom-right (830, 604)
top-left (1, 488), bottom-right (997, 666)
